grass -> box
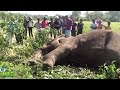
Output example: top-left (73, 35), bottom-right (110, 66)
top-left (0, 21), bottom-right (120, 79)
top-left (83, 21), bottom-right (120, 32)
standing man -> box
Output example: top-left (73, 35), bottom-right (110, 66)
top-left (90, 19), bottom-right (97, 31)
top-left (34, 18), bottom-right (41, 34)
top-left (71, 19), bottom-right (77, 36)
top-left (64, 15), bottom-right (73, 37)
top-left (77, 19), bottom-right (84, 35)
top-left (23, 16), bottom-right (28, 39)
top-left (28, 17), bottom-right (33, 37)
top-left (48, 18), bottom-right (54, 38)
top-left (61, 16), bottom-right (66, 34)
top-left (59, 16), bottom-right (63, 35)
top-left (53, 16), bottom-right (61, 38)
top-left (41, 17), bottom-right (48, 29)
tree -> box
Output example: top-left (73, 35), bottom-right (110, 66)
top-left (89, 11), bottom-right (103, 20)
top-left (71, 11), bottom-right (81, 21)
top-left (84, 11), bottom-right (90, 21)
top-left (84, 11), bottom-right (120, 22)
top-left (106, 11), bottom-right (120, 22)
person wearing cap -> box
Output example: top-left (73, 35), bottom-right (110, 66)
top-left (28, 17), bottom-right (33, 37)
top-left (53, 16), bottom-right (61, 38)
top-left (41, 17), bottom-right (48, 29)
top-left (64, 15), bottom-right (73, 37)
top-left (34, 18), bottom-right (42, 33)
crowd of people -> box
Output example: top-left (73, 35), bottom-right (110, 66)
top-left (23, 15), bottom-right (112, 39)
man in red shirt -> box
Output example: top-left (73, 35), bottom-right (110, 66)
top-left (65, 15), bottom-right (73, 37)
top-left (41, 17), bottom-right (48, 28)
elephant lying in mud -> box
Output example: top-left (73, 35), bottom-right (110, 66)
top-left (28, 30), bottom-right (120, 70)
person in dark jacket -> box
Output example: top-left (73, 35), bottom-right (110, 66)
top-left (77, 19), bottom-right (84, 35)
top-left (61, 16), bottom-right (66, 34)
top-left (48, 18), bottom-right (54, 38)
top-left (23, 16), bottom-right (28, 39)
top-left (71, 19), bottom-right (77, 36)
top-left (53, 16), bottom-right (61, 38)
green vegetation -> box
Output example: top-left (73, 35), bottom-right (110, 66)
top-left (0, 11), bottom-right (120, 79)
top-left (0, 21), bottom-right (120, 79)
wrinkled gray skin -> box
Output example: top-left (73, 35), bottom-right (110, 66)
top-left (29, 30), bottom-right (120, 71)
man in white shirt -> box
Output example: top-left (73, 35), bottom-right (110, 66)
top-left (90, 19), bottom-right (97, 31)
top-left (28, 17), bottom-right (33, 37)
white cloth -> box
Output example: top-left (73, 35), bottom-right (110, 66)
top-left (55, 16), bottom-right (59, 19)
top-left (28, 21), bottom-right (33, 27)
top-left (91, 23), bottom-right (97, 29)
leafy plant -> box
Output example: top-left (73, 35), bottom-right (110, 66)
top-left (0, 61), bottom-right (33, 79)
top-left (98, 61), bottom-right (117, 79)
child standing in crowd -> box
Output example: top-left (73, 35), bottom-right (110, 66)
top-left (71, 19), bottom-right (77, 36)
top-left (104, 21), bottom-right (111, 30)
top-left (90, 19), bottom-right (97, 31)
top-left (34, 18), bottom-right (41, 33)
top-left (65, 15), bottom-right (73, 37)
top-left (28, 17), bottom-right (33, 37)
top-left (77, 19), bottom-right (84, 35)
